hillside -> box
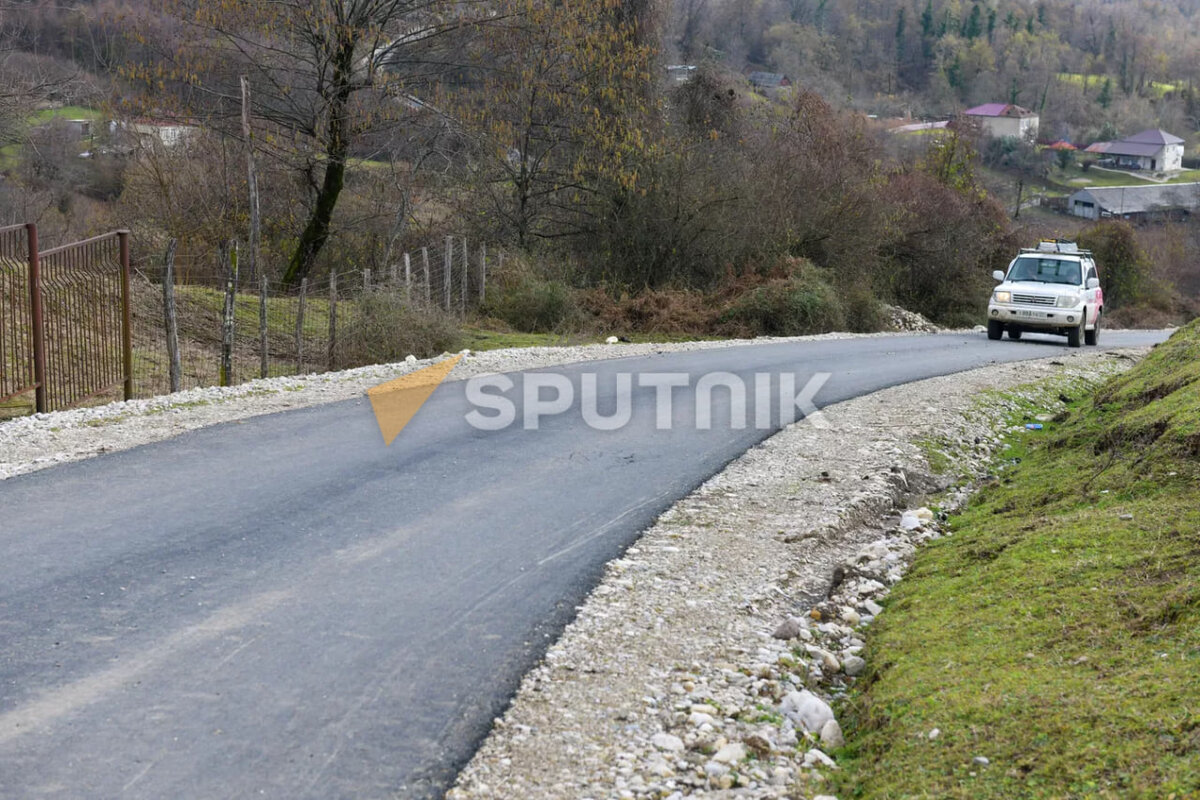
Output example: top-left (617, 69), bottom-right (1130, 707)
top-left (836, 319), bottom-right (1200, 797)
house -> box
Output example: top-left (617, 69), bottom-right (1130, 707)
top-left (665, 65), bottom-right (697, 85)
top-left (747, 72), bottom-right (791, 91)
top-left (1067, 182), bottom-right (1200, 220)
top-left (1085, 129), bottom-right (1184, 173)
top-left (115, 119), bottom-right (198, 149)
top-left (963, 103), bottom-right (1039, 140)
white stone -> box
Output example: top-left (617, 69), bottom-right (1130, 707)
top-left (819, 719), bottom-right (845, 749)
top-left (713, 742), bottom-right (747, 764)
top-left (842, 656), bottom-right (866, 677)
top-left (606, 336), bottom-right (620, 344)
top-left (804, 748), bottom-right (838, 769)
top-left (780, 690), bottom-right (834, 733)
top-left (651, 732), bottom-right (685, 753)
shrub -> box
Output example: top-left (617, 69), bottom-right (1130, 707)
top-left (1078, 220), bottom-right (1161, 310)
top-left (481, 260), bottom-right (581, 332)
top-left (842, 285), bottom-right (888, 333)
top-left (339, 290), bottom-right (463, 366)
top-left (719, 262), bottom-right (846, 336)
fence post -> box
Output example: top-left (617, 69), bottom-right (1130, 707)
top-left (26, 223), bottom-right (47, 414)
top-left (461, 236), bottom-right (468, 313)
top-left (404, 252), bottom-right (412, 303)
top-left (390, 261), bottom-right (398, 286)
top-left (422, 247), bottom-right (431, 305)
top-left (363, 269), bottom-right (372, 292)
top-left (119, 230), bottom-right (133, 401)
top-left (479, 244), bottom-right (487, 305)
top-left (444, 236), bottom-right (452, 310)
top-left (328, 272), bottom-right (338, 372)
top-left (259, 273), bottom-right (269, 379)
top-left (162, 239), bottom-right (182, 393)
top-left (294, 277), bottom-right (307, 374)
top-left (220, 240), bottom-right (238, 387)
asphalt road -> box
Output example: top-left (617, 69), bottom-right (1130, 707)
top-left (0, 330), bottom-right (1169, 799)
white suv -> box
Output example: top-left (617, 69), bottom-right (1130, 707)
top-left (987, 241), bottom-right (1103, 348)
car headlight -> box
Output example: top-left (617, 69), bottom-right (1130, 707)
top-left (1056, 294), bottom-right (1082, 308)
top-left (993, 291), bottom-right (1011, 303)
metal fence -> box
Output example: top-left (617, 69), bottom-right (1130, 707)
top-left (0, 225), bottom-right (38, 407)
top-left (0, 224), bottom-right (133, 414)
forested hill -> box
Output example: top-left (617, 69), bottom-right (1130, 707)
top-left (667, 0), bottom-right (1200, 142)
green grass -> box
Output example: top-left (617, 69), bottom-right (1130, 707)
top-left (834, 321), bottom-right (1200, 799)
top-left (1058, 73), bottom-right (1180, 99)
top-left (28, 106), bottom-right (104, 124)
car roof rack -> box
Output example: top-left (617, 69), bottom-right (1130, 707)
top-left (1020, 239), bottom-right (1092, 257)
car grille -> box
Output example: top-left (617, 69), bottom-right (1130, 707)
top-left (1012, 294), bottom-right (1056, 306)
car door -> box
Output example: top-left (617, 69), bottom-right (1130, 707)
top-left (1085, 260), bottom-right (1102, 322)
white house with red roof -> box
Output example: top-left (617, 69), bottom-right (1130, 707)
top-left (1085, 129), bottom-right (1184, 173)
top-left (963, 103), bottom-right (1039, 140)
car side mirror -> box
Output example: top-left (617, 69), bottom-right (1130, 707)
top-left (1087, 278), bottom-right (1100, 289)
top-left (993, 270), bottom-right (1005, 282)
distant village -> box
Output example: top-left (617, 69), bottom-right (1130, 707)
top-left (666, 65), bottom-right (1200, 225)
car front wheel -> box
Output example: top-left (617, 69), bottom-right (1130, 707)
top-left (1067, 317), bottom-right (1083, 348)
top-left (1085, 311), bottom-right (1100, 346)
top-left (987, 320), bottom-right (1003, 340)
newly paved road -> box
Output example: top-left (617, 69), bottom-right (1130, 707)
top-left (0, 331), bottom-right (1168, 798)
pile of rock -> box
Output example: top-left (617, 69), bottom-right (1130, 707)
top-left (884, 305), bottom-right (941, 333)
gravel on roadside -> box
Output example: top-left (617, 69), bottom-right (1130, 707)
top-left (445, 348), bottom-right (1146, 800)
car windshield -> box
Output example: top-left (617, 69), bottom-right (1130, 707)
top-left (1007, 257), bottom-right (1082, 285)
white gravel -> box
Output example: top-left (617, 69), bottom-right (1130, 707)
top-left (445, 348), bottom-right (1146, 800)
top-left (0, 331), bottom-right (920, 481)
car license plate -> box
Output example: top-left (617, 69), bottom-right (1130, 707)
top-left (1016, 310), bottom-right (1039, 318)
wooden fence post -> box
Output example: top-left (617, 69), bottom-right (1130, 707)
top-left (404, 252), bottom-right (412, 304)
top-left (258, 273), bottom-right (269, 379)
top-left (443, 236), bottom-right (452, 310)
top-left (294, 277), bottom-right (307, 374)
top-left (422, 247), bottom-right (431, 305)
top-left (461, 236), bottom-right (468, 313)
top-left (220, 240), bottom-right (238, 387)
top-left (328, 272), bottom-right (338, 372)
top-left (162, 239), bottom-right (182, 392)
top-left (479, 244), bottom-right (487, 305)
top-left (25, 224), bottom-right (47, 413)
top-left (119, 230), bottom-right (133, 401)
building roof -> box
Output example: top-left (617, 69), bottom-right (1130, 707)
top-left (1069, 183), bottom-right (1200, 215)
top-left (964, 103), bottom-right (1036, 118)
top-left (1087, 129), bottom-right (1184, 158)
top-left (1104, 141), bottom-right (1167, 157)
top-left (1124, 129), bottom-right (1184, 146)
top-left (748, 72), bottom-right (790, 88)
top-left (1046, 140), bottom-right (1077, 151)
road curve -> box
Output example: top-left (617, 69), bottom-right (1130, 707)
top-left (0, 330), bottom-right (1168, 798)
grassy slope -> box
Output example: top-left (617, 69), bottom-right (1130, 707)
top-left (836, 322), bottom-right (1200, 799)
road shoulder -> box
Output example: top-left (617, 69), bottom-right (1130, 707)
top-left (447, 348), bottom-right (1146, 800)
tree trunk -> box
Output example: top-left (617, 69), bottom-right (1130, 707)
top-left (283, 40), bottom-right (355, 287)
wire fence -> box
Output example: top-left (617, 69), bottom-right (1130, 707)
top-left (2, 229), bottom-right (500, 414)
top-left (129, 235), bottom-right (499, 397)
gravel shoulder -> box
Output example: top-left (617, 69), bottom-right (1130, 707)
top-left (445, 347), bottom-right (1147, 800)
top-left (0, 331), bottom-right (921, 481)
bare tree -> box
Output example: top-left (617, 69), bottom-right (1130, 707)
top-left (141, 0), bottom-right (486, 285)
